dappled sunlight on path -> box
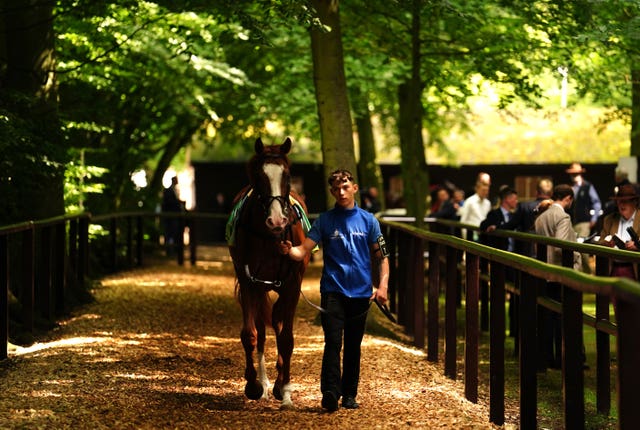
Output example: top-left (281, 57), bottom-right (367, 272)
top-left (0, 246), bottom-right (509, 429)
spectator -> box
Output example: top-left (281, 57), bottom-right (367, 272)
top-left (212, 192), bottom-right (230, 242)
top-left (479, 186), bottom-right (520, 251)
top-left (479, 186), bottom-right (520, 337)
top-left (161, 176), bottom-right (185, 256)
top-left (567, 162), bottom-right (601, 272)
top-left (459, 179), bottom-right (491, 241)
top-left (598, 165), bottom-right (632, 230)
top-left (518, 178), bottom-right (554, 257)
top-left (452, 188), bottom-right (465, 216)
top-left (361, 186), bottom-right (381, 213)
top-left (429, 186), bottom-right (457, 220)
top-left (534, 184), bottom-right (582, 369)
top-left (598, 183), bottom-right (640, 280)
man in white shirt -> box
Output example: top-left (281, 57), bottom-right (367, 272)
top-left (460, 180), bottom-right (491, 241)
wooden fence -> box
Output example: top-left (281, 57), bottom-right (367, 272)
top-left (2, 211), bottom-right (640, 429)
top-left (381, 217), bottom-right (640, 430)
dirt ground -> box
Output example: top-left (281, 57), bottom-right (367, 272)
top-left (0, 246), bottom-right (515, 429)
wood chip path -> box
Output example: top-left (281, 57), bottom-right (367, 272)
top-left (0, 246), bottom-right (515, 429)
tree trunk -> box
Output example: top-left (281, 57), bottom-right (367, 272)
top-left (2, 1), bottom-right (64, 222)
top-left (397, 1), bottom-right (428, 227)
top-left (355, 109), bottom-right (385, 211)
top-left (309, 0), bottom-right (357, 209)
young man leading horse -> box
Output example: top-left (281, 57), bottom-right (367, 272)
top-left (279, 169), bottom-right (390, 412)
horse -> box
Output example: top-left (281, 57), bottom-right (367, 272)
top-left (227, 137), bottom-right (310, 409)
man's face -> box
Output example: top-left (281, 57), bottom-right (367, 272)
top-left (617, 200), bottom-right (637, 220)
top-left (330, 179), bottom-right (358, 208)
top-left (503, 193), bottom-right (518, 211)
top-left (477, 184), bottom-right (489, 199)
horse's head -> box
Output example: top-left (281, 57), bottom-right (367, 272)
top-left (248, 137), bottom-right (293, 235)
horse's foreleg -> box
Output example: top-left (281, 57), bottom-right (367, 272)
top-left (272, 299), bottom-right (296, 409)
top-left (240, 325), bottom-right (264, 401)
top-left (256, 321), bottom-right (269, 400)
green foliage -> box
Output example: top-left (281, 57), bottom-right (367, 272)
top-left (3, 0), bottom-right (637, 225)
top-left (63, 151), bottom-right (109, 213)
top-left (55, 1), bottom-right (255, 209)
top-left (0, 90), bottom-right (66, 223)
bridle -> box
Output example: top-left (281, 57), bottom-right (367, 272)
top-left (257, 194), bottom-right (291, 219)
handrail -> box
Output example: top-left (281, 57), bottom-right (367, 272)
top-left (378, 216), bottom-right (640, 429)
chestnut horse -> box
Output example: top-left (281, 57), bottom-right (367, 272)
top-left (228, 137), bottom-right (310, 409)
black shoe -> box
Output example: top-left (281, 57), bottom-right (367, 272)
top-left (321, 391), bottom-right (338, 412)
top-left (342, 396), bottom-right (359, 409)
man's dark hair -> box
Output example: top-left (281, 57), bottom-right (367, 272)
top-left (328, 169), bottom-right (354, 186)
top-left (552, 184), bottom-right (574, 201)
top-left (498, 186), bottom-right (517, 201)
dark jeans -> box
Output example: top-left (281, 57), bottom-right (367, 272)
top-left (320, 292), bottom-right (370, 399)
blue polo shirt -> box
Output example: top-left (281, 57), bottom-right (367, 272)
top-left (308, 203), bottom-right (383, 299)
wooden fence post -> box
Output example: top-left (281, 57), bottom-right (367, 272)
top-left (411, 237), bottom-right (425, 348)
top-left (444, 246), bottom-right (458, 379)
top-left (54, 222), bottom-right (66, 315)
top-left (37, 225), bottom-right (53, 320)
top-left (615, 295), bottom-right (640, 429)
top-left (594, 255), bottom-right (611, 415)
top-left (561, 250), bottom-right (585, 430)
top-left (22, 228), bottom-right (35, 334)
top-left (465, 253), bottom-right (479, 403)
top-left (0, 235), bottom-right (8, 360)
top-left (427, 241), bottom-right (440, 362)
top-left (519, 272), bottom-right (538, 429)
top-left (489, 261), bottom-right (505, 426)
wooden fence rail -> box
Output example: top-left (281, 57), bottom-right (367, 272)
top-left (0, 211), bottom-right (228, 361)
top-left (380, 217), bottom-right (640, 430)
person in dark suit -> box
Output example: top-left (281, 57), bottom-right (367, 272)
top-left (517, 178), bottom-right (554, 256)
top-left (480, 186), bottom-right (520, 338)
top-left (429, 186), bottom-right (458, 220)
top-left (480, 185), bottom-right (520, 252)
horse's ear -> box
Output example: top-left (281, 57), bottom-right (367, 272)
top-left (255, 138), bottom-right (264, 154)
top-left (281, 137), bottom-right (292, 154)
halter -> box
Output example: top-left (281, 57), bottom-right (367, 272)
top-left (257, 194), bottom-right (291, 218)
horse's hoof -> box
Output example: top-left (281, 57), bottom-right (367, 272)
top-left (245, 381), bottom-right (264, 400)
top-left (280, 401), bottom-right (295, 411)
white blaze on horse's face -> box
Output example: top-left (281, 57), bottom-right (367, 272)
top-left (263, 163), bottom-right (288, 233)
